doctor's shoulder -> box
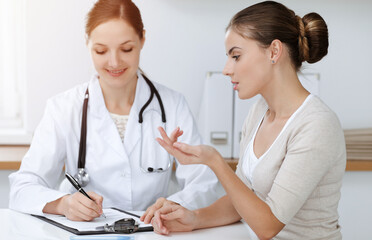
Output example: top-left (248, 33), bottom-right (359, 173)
top-left (151, 80), bottom-right (187, 108)
top-left (43, 82), bottom-right (89, 123)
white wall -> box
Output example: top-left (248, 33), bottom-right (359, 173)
top-left (0, 171), bottom-right (12, 208)
top-left (24, 0), bottom-right (96, 131)
top-left (23, 0), bottom-right (372, 132)
top-left (338, 172), bottom-right (372, 239)
top-left (135, 0), bottom-right (372, 130)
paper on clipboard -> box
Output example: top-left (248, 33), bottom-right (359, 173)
top-left (43, 209), bottom-right (151, 231)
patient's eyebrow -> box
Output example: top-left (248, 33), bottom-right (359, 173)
top-left (227, 46), bottom-right (242, 56)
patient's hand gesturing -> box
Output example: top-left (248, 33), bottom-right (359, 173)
top-left (156, 127), bottom-right (222, 167)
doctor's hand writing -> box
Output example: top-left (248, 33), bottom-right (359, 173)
top-left (156, 127), bottom-right (222, 168)
top-left (152, 204), bottom-right (197, 235)
top-left (43, 191), bottom-right (103, 221)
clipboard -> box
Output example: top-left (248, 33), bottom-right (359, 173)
top-left (31, 207), bottom-right (153, 235)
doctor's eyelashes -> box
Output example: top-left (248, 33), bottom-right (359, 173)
top-left (121, 48), bottom-right (133, 53)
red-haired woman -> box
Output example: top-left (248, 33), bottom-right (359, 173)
top-left (9, 0), bottom-right (222, 222)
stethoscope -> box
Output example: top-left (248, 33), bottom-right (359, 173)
top-left (75, 74), bottom-right (172, 187)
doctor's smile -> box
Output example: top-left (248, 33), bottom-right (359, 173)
top-left (106, 68), bottom-right (127, 77)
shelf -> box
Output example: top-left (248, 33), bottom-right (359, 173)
top-left (1, 146), bottom-right (372, 171)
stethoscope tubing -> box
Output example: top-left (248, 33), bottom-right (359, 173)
top-left (76, 74), bottom-right (168, 185)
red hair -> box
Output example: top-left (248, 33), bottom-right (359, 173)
top-left (86, 0), bottom-right (144, 39)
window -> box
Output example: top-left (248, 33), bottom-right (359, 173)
top-left (0, 0), bottom-right (29, 144)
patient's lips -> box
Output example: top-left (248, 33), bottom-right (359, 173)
top-left (231, 81), bottom-right (239, 90)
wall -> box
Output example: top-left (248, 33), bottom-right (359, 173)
top-left (338, 172), bottom-right (372, 239)
top-left (0, 171), bottom-right (12, 208)
top-left (24, 0), bottom-right (96, 131)
top-left (135, 0), bottom-right (372, 130)
top-left (22, 0), bottom-right (372, 132)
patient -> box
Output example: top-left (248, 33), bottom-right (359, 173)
top-left (151, 1), bottom-right (346, 239)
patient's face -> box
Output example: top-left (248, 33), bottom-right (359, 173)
top-left (223, 29), bottom-right (272, 100)
top-left (88, 19), bottom-right (145, 90)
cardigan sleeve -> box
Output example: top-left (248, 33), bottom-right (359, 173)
top-left (264, 111), bottom-right (346, 224)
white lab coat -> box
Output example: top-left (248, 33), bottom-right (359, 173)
top-left (9, 73), bottom-right (224, 216)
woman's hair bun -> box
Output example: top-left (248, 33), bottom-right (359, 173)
top-left (301, 12), bottom-right (329, 63)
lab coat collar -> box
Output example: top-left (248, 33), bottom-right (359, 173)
top-left (87, 75), bottom-right (127, 159)
top-left (87, 71), bottom-right (151, 118)
top-left (88, 75), bottom-right (106, 118)
top-left (124, 72), bottom-right (151, 157)
top-left (87, 72), bottom-right (154, 158)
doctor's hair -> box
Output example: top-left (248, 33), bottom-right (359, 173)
top-left (86, 0), bottom-right (144, 39)
top-left (226, 1), bottom-right (328, 71)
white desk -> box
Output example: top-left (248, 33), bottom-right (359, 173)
top-left (0, 209), bottom-right (249, 240)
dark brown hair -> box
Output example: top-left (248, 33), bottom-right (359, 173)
top-left (86, 0), bottom-right (144, 39)
top-left (226, 1), bottom-right (328, 70)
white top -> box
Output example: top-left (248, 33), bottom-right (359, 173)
top-left (110, 113), bottom-right (129, 142)
top-left (242, 95), bottom-right (313, 183)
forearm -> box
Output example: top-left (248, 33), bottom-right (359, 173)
top-left (42, 195), bottom-right (67, 215)
top-left (208, 157), bottom-right (284, 239)
top-left (193, 195), bottom-right (241, 230)
top-left (9, 173), bottom-right (68, 215)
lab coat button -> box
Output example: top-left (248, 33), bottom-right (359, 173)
top-left (122, 173), bottom-right (130, 178)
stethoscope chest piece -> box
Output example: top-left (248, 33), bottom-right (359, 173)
top-left (75, 168), bottom-right (90, 187)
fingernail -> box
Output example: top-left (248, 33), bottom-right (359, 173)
top-left (173, 142), bottom-right (181, 148)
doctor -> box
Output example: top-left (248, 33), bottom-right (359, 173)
top-left (9, 0), bottom-right (222, 222)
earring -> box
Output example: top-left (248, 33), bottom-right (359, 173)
top-left (271, 60), bottom-right (275, 64)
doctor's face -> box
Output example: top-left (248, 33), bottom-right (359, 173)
top-left (222, 29), bottom-right (272, 100)
top-left (88, 19), bottom-right (145, 89)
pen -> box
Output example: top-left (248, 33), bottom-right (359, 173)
top-left (65, 172), bottom-right (106, 218)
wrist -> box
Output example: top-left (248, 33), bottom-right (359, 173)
top-left (56, 194), bottom-right (69, 215)
top-left (208, 154), bottom-right (226, 172)
top-left (42, 194), bottom-right (69, 215)
top-left (192, 209), bottom-right (202, 230)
